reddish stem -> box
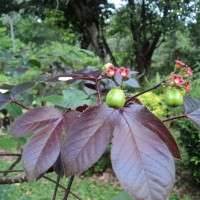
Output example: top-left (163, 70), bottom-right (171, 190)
top-left (12, 99), bottom-right (31, 110)
top-left (125, 80), bottom-right (165, 105)
top-left (162, 114), bottom-right (187, 123)
top-left (96, 81), bottom-right (102, 104)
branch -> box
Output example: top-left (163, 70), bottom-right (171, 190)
top-left (0, 153), bottom-right (22, 157)
top-left (43, 175), bottom-right (81, 200)
top-left (3, 154), bottom-right (21, 175)
top-left (52, 176), bottom-right (60, 200)
top-left (125, 80), bottom-right (165, 105)
top-left (0, 170), bottom-right (23, 173)
top-left (0, 174), bottom-right (27, 184)
top-left (162, 114), bottom-right (187, 123)
top-left (63, 176), bottom-right (75, 200)
top-left (12, 99), bottom-right (31, 110)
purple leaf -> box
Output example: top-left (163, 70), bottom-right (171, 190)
top-left (111, 105), bottom-right (176, 200)
top-left (22, 119), bottom-right (63, 182)
top-left (61, 103), bottom-right (115, 176)
top-left (0, 94), bottom-right (11, 109)
top-left (53, 153), bottom-right (65, 178)
top-left (45, 70), bottom-right (102, 82)
top-left (62, 110), bottom-right (80, 134)
top-left (182, 96), bottom-right (200, 130)
top-left (10, 106), bottom-right (62, 137)
top-left (11, 82), bottom-right (36, 98)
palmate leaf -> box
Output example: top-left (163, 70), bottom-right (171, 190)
top-left (61, 103), bottom-right (115, 176)
top-left (22, 119), bottom-right (63, 182)
top-left (111, 104), bottom-right (177, 200)
top-left (182, 96), bottom-right (200, 130)
top-left (10, 106), bottom-right (62, 137)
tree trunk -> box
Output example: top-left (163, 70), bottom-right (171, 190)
top-left (70, 0), bottom-right (117, 65)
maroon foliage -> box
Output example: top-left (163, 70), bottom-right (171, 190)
top-left (45, 70), bottom-right (102, 82)
top-left (182, 96), bottom-right (200, 130)
top-left (11, 82), bottom-right (36, 98)
top-left (111, 104), bottom-right (176, 200)
top-left (22, 119), bottom-right (63, 182)
top-left (61, 103), bottom-right (115, 176)
top-left (10, 106), bottom-right (62, 137)
top-left (0, 93), bottom-right (11, 109)
top-left (62, 110), bottom-right (80, 134)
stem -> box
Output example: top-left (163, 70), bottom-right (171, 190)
top-left (0, 170), bottom-right (23, 173)
top-left (52, 176), bottom-right (60, 200)
top-left (125, 80), bottom-right (165, 105)
top-left (0, 153), bottom-right (22, 157)
top-left (162, 114), bottom-right (187, 123)
top-left (96, 81), bottom-right (102, 104)
top-left (3, 156), bottom-right (21, 176)
top-left (43, 175), bottom-right (81, 200)
top-left (12, 99), bottom-right (31, 110)
top-left (63, 176), bottom-right (75, 200)
top-left (112, 77), bottom-right (120, 87)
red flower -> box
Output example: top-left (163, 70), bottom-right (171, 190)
top-left (175, 60), bottom-right (185, 68)
top-left (105, 66), bottom-right (118, 77)
top-left (118, 67), bottom-right (130, 78)
top-left (184, 82), bottom-right (190, 94)
top-left (185, 65), bottom-right (193, 76)
top-left (172, 74), bottom-right (185, 86)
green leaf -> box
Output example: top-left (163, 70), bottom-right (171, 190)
top-left (29, 59), bottom-right (41, 68)
top-left (5, 103), bottom-right (22, 118)
top-left (111, 192), bottom-right (133, 200)
top-left (156, 71), bottom-right (161, 84)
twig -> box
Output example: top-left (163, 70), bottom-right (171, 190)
top-left (0, 170), bottom-right (23, 173)
top-left (0, 153), bottom-right (22, 157)
top-left (43, 175), bottom-right (81, 200)
top-left (125, 80), bottom-right (165, 105)
top-left (0, 174), bottom-right (26, 184)
top-left (3, 156), bottom-right (21, 175)
top-left (12, 99), bottom-right (31, 110)
top-left (96, 81), bottom-right (102, 104)
top-left (162, 114), bottom-right (187, 123)
top-left (63, 176), bottom-right (75, 200)
top-left (52, 176), bottom-right (61, 200)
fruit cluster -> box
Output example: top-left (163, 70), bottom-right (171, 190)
top-left (164, 60), bottom-right (193, 107)
top-left (102, 63), bottom-right (130, 109)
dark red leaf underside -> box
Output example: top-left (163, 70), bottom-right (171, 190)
top-left (0, 93), bottom-right (11, 109)
top-left (45, 70), bottom-right (102, 82)
top-left (11, 82), bottom-right (36, 98)
top-left (182, 96), bottom-right (200, 130)
top-left (53, 153), bottom-right (65, 178)
top-left (22, 119), bottom-right (63, 182)
top-left (61, 103), bottom-right (115, 176)
top-left (10, 106), bottom-right (62, 137)
top-left (111, 105), bottom-right (175, 200)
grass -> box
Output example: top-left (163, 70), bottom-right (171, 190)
top-left (0, 159), bottom-right (198, 200)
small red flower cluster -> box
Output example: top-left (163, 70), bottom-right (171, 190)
top-left (105, 66), bottom-right (130, 79)
top-left (172, 74), bottom-right (185, 86)
top-left (172, 60), bottom-right (193, 94)
top-left (175, 60), bottom-right (193, 76)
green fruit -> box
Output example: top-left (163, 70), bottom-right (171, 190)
top-left (164, 89), bottom-right (183, 107)
top-left (106, 88), bottom-right (125, 109)
top-left (179, 87), bottom-right (186, 96)
top-left (102, 63), bottom-right (113, 73)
